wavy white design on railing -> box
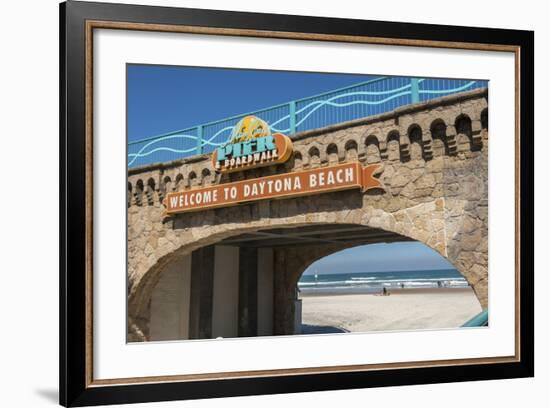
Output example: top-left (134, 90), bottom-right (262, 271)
top-left (292, 90), bottom-right (413, 129)
top-left (269, 81), bottom-right (477, 133)
top-left (128, 125), bottom-right (234, 166)
top-left (268, 82), bottom-right (416, 131)
top-left (419, 81), bottom-right (476, 94)
top-left (128, 80), bottom-right (480, 166)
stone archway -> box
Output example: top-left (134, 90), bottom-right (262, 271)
top-left (128, 193), bottom-right (487, 341)
top-left (127, 89), bottom-right (489, 341)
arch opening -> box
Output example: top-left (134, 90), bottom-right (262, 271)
top-left (408, 125), bottom-right (425, 160)
top-left (297, 242), bottom-right (482, 335)
top-left (137, 221), bottom-right (484, 343)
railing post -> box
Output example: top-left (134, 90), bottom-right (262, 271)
top-left (289, 100), bottom-right (296, 134)
top-left (196, 125), bottom-right (203, 155)
top-left (410, 78), bottom-right (420, 103)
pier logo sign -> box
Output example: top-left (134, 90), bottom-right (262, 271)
top-left (212, 116), bottom-right (293, 173)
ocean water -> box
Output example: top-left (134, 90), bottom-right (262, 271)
top-left (298, 269), bottom-right (469, 295)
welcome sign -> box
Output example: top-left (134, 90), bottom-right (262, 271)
top-left (163, 162), bottom-right (382, 214)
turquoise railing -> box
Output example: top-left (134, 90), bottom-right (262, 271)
top-left (461, 309), bottom-right (489, 327)
top-left (128, 76), bottom-right (488, 168)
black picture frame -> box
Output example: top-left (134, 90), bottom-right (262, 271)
top-left (60, 1), bottom-right (534, 406)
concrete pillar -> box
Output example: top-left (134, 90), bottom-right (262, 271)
top-left (149, 254), bottom-right (191, 341)
top-left (189, 245), bottom-right (215, 339)
top-left (238, 247), bottom-right (258, 337)
top-left (212, 245), bottom-right (240, 338)
top-left (257, 248), bottom-right (274, 336)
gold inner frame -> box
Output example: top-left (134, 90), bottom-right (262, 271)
top-left (84, 20), bottom-right (522, 387)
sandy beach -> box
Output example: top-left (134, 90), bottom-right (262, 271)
top-left (300, 288), bottom-right (482, 334)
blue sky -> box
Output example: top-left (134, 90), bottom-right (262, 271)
top-left (128, 64), bottom-right (454, 275)
top-left (127, 64), bottom-right (375, 142)
top-left (303, 242), bottom-right (454, 275)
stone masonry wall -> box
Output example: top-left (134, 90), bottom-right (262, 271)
top-left (127, 89), bottom-right (488, 340)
